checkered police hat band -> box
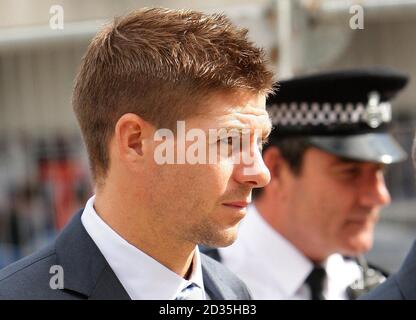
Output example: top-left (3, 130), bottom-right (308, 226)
top-left (268, 100), bottom-right (392, 129)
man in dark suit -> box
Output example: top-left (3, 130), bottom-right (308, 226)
top-left (0, 7), bottom-right (273, 299)
top-left (362, 140), bottom-right (416, 300)
top-left (361, 242), bottom-right (416, 300)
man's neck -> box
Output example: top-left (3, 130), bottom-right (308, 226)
top-left (94, 191), bottom-right (196, 278)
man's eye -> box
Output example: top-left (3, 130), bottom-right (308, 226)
top-left (218, 136), bottom-right (239, 145)
top-left (257, 137), bottom-right (267, 151)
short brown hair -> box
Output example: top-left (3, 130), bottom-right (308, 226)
top-left (73, 7), bottom-right (273, 184)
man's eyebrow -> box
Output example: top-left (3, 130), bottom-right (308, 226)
top-left (222, 126), bottom-right (272, 142)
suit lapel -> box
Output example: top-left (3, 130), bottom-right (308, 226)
top-left (88, 265), bottom-right (131, 300)
top-left (201, 255), bottom-right (238, 300)
top-left (55, 212), bottom-right (130, 300)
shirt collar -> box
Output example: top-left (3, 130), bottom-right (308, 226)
top-left (81, 195), bottom-right (205, 300)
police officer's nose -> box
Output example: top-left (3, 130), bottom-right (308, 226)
top-left (359, 171), bottom-right (391, 208)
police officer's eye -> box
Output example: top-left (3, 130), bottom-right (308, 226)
top-left (378, 165), bottom-right (387, 174)
top-left (217, 135), bottom-right (242, 158)
top-left (342, 167), bottom-right (361, 177)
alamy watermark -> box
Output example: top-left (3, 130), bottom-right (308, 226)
top-left (49, 5), bottom-right (64, 30)
top-left (49, 265), bottom-right (64, 289)
top-left (350, 4), bottom-right (364, 30)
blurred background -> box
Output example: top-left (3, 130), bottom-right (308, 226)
top-left (0, 0), bottom-right (415, 272)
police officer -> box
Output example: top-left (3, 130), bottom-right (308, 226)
top-left (202, 68), bottom-right (409, 300)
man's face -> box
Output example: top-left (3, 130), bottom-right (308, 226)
top-left (146, 91), bottom-right (271, 248)
top-left (280, 147), bottom-right (391, 259)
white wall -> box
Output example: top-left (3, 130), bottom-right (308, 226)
top-left (1, 0), bottom-right (416, 134)
top-left (0, 0), bottom-right (272, 27)
top-left (323, 20), bottom-right (416, 111)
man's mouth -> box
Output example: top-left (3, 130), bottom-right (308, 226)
top-left (222, 201), bottom-right (250, 209)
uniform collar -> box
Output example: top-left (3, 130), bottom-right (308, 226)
top-left (220, 204), bottom-right (361, 299)
top-left (248, 204), bottom-right (313, 297)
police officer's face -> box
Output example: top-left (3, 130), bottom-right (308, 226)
top-left (148, 91), bottom-right (271, 248)
top-left (280, 147), bottom-right (391, 259)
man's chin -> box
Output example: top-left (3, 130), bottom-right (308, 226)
top-left (200, 229), bottom-right (239, 248)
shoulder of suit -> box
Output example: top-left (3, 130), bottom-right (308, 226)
top-left (200, 252), bottom-right (251, 299)
top-left (362, 241), bottom-right (416, 300)
top-left (359, 274), bottom-right (403, 300)
top-left (0, 244), bottom-right (56, 281)
top-left (0, 244), bottom-right (60, 299)
top-left (366, 262), bottom-right (390, 278)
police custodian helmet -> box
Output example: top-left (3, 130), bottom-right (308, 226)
top-left (267, 68), bottom-right (409, 163)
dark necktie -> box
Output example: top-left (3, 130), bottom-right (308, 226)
top-left (305, 265), bottom-right (327, 300)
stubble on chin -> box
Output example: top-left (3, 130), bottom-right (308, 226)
top-left (188, 220), bottom-right (241, 248)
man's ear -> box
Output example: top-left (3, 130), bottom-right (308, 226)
top-left (114, 113), bottom-right (151, 166)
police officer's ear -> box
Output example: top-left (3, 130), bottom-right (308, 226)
top-left (262, 146), bottom-right (285, 181)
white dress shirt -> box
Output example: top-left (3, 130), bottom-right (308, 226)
top-left (81, 195), bottom-right (205, 300)
top-left (219, 204), bottom-right (362, 300)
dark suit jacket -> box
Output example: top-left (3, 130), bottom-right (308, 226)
top-left (0, 212), bottom-right (251, 300)
top-left (361, 241), bottom-right (416, 300)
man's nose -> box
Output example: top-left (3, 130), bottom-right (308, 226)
top-left (233, 145), bottom-right (271, 188)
